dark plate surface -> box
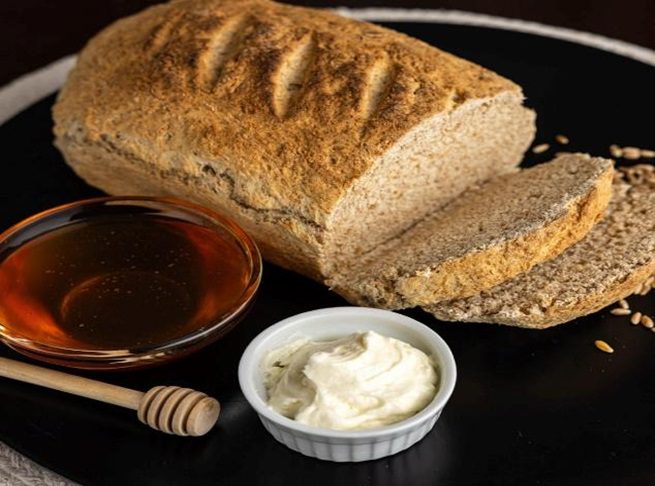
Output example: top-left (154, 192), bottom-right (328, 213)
top-left (1, 20), bottom-right (655, 486)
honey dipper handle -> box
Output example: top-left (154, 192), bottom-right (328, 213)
top-left (0, 357), bottom-right (143, 410)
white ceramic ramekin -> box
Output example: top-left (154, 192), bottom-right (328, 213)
top-left (238, 307), bottom-right (457, 462)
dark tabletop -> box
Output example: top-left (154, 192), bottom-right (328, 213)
top-left (1, 2), bottom-right (655, 486)
top-left (1, 0), bottom-right (655, 86)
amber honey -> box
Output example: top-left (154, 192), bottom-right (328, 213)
top-left (0, 209), bottom-right (255, 351)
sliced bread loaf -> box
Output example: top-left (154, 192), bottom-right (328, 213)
top-left (329, 154), bottom-right (614, 308)
top-left (52, 0), bottom-right (535, 281)
top-left (428, 165), bottom-right (655, 328)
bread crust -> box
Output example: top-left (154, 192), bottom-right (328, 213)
top-left (53, 0), bottom-right (529, 279)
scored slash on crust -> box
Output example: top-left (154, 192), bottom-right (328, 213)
top-left (143, 9), bottom-right (186, 53)
top-left (359, 54), bottom-right (396, 123)
top-left (197, 14), bottom-right (253, 91)
top-left (271, 34), bottom-right (317, 118)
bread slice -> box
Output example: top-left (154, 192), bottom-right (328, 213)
top-left (428, 165), bottom-right (655, 328)
top-left (52, 0), bottom-right (535, 281)
top-left (329, 154), bottom-right (614, 309)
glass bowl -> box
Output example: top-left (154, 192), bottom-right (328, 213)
top-left (0, 197), bottom-right (262, 370)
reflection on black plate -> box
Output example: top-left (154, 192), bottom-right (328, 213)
top-left (1, 22), bottom-right (654, 486)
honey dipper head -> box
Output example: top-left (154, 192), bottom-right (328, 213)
top-left (138, 386), bottom-right (220, 436)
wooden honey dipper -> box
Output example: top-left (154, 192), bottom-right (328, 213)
top-left (0, 356), bottom-right (220, 436)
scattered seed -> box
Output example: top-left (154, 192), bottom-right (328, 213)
top-left (641, 149), bottom-right (655, 159)
top-left (619, 299), bottom-right (629, 309)
top-left (641, 315), bottom-right (654, 329)
top-left (555, 134), bottom-right (570, 145)
top-left (631, 312), bottom-right (642, 325)
top-left (610, 144), bottom-right (623, 158)
top-left (595, 340), bottom-right (614, 353)
top-left (532, 143), bottom-right (550, 154)
top-left (610, 307), bottom-right (631, 316)
top-left (623, 146), bottom-right (641, 160)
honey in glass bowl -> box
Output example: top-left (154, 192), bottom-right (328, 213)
top-left (0, 197), bottom-right (261, 369)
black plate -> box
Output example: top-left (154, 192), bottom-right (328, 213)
top-left (1, 20), bottom-right (655, 486)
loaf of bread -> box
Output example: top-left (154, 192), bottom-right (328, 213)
top-left (428, 165), bottom-right (655, 328)
top-left (329, 154), bottom-right (614, 308)
top-left (53, 0), bottom-right (536, 281)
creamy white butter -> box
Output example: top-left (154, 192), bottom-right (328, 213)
top-left (262, 331), bottom-right (438, 431)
